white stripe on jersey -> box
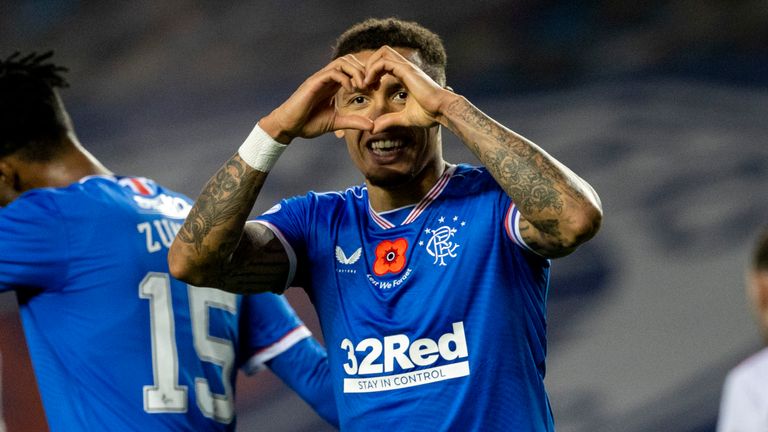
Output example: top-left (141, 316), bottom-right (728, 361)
top-left (368, 164), bottom-right (457, 229)
top-left (504, 203), bottom-right (543, 255)
top-left (241, 325), bottom-right (312, 375)
top-left (249, 220), bottom-right (297, 293)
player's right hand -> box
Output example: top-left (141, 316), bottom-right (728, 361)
top-left (260, 55), bottom-right (374, 144)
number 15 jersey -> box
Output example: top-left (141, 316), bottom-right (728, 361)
top-left (0, 175), bottom-right (312, 431)
top-left (257, 164), bottom-right (555, 431)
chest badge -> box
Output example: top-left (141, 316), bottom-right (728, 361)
top-left (373, 238), bottom-right (408, 276)
top-left (420, 215), bottom-right (464, 266)
top-left (336, 246), bottom-right (362, 265)
top-left (336, 246), bottom-right (361, 274)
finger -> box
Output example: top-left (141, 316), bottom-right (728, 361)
top-left (364, 56), bottom-right (423, 90)
top-left (363, 45), bottom-right (405, 69)
top-left (333, 114), bottom-right (374, 132)
top-left (371, 112), bottom-right (407, 134)
top-left (325, 55), bottom-right (366, 90)
top-left (363, 57), bottom-right (399, 87)
top-left (336, 55), bottom-right (367, 89)
top-left (319, 69), bottom-right (355, 94)
top-left (301, 68), bottom-right (351, 99)
top-left (363, 46), bottom-right (409, 85)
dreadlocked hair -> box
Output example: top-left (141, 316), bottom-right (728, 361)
top-left (0, 51), bottom-right (72, 160)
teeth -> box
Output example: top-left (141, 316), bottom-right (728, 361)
top-left (370, 140), bottom-right (404, 151)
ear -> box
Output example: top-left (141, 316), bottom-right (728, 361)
top-left (0, 158), bottom-right (21, 206)
top-left (0, 159), bottom-right (16, 188)
top-left (334, 130), bottom-right (346, 138)
top-left (755, 271), bottom-right (768, 311)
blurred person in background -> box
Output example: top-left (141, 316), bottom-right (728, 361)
top-left (717, 227), bottom-right (768, 432)
top-left (169, 17), bottom-right (602, 431)
top-left (0, 52), bottom-right (338, 431)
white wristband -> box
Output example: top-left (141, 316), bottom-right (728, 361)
top-left (237, 123), bottom-right (288, 172)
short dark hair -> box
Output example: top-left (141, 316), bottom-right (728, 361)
top-left (0, 51), bottom-right (71, 160)
top-left (333, 17), bottom-right (447, 85)
top-left (753, 228), bottom-right (768, 271)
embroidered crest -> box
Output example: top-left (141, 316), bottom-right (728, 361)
top-left (420, 215), bottom-right (464, 266)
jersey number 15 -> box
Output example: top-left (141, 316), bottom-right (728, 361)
top-left (139, 272), bottom-right (236, 424)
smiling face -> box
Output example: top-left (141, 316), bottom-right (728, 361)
top-left (335, 48), bottom-right (442, 189)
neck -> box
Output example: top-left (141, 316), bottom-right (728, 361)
top-left (19, 134), bottom-right (112, 191)
top-left (367, 158), bottom-right (446, 212)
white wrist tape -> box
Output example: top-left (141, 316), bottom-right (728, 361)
top-left (237, 123), bottom-right (287, 172)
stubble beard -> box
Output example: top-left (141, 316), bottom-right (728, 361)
top-left (365, 167), bottom-right (418, 189)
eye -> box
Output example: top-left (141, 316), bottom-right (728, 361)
top-left (393, 91), bottom-right (408, 102)
top-left (349, 95), bottom-right (367, 105)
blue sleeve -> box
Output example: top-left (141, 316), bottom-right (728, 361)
top-left (0, 192), bottom-right (68, 293)
top-left (239, 292), bottom-right (338, 426)
top-left (254, 195), bottom-right (312, 287)
top-left (267, 337), bottom-right (339, 428)
top-left (239, 293), bottom-right (306, 370)
top-left (256, 196), bottom-right (310, 246)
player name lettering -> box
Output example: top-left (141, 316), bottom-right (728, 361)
top-left (340, 322), bottom-right (469, 393)
top-left (137, 218), bottom-right (182, 253)
top-left (133, 193), bottom-right (191, 219)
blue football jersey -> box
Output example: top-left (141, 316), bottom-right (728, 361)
top-left (0, 175), bottom-right (311, 431)
top-left (257, 164), bottom-right (554, 431)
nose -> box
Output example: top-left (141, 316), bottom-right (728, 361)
top-left (366, 97), bottom-right (389, 122)
top-left (366, 93), bottom-right (402, 122)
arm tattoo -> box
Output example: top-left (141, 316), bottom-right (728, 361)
top-left (445, 99), bottom-right (578, 236)
top-left (176, 157), bottom-right (258, 254)
top-left (173, 155), bottom-right (290, 292)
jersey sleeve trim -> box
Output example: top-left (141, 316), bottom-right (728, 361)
top-left (248, 220), bottom-right (297, 293)
top-left (504, 202), bottom-right (544, 257)
top-left (241, 325), bottom-right (312, 375)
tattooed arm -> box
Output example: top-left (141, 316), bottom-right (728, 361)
top-left (169, 53), bottom-right (373, 292)
top-left (168, 155), bottom-right (290, 294)
top-left (363, 46), bottom-right (602, 258)
top-left (440, 96), bottom-right (602, 257)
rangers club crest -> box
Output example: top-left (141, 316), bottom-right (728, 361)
top-left (419, 215), bottom-right (464, 266)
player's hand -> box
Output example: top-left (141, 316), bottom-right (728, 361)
top-left (362, 46), bottom-right (457, 134)
top-left (261, 55), bottom-right (374, 144)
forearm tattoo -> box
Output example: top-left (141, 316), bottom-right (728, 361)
top-left (174, 155), bottom-right (289, 292)
top-left (176, 156), bottom-right (259, 254)
top-left (445, 98), bottom-right (574, 235)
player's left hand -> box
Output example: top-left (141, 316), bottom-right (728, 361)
top-left (362, 46), bottom-right (456, 134)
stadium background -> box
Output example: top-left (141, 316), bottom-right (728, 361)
top-left (1, 1), bottom-right (766, 430)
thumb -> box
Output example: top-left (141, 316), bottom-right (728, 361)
top-left (333, 114), bottom-right (374, 132)
top-left (371, 112), bottom-right (406, 134)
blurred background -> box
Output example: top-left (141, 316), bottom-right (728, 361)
top-left (1, 0), bottom-right (767, 430)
